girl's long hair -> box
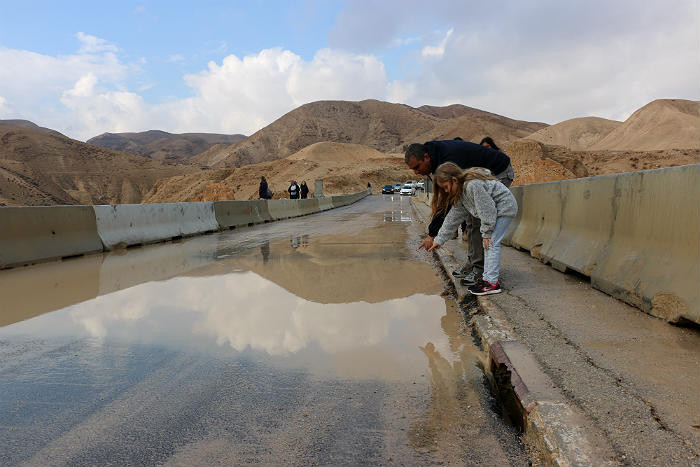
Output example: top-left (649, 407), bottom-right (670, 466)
top-left (431, 162), bottom-right (496, 216)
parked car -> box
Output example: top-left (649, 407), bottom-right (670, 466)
top-left (416, 180), bottom-right (425, 190)
top-left (382, 184), bottom-right (394, 194)
top-left (400, 184), bottom-right (416, 196)
top-left (393, 183), bottom-right (402, 193)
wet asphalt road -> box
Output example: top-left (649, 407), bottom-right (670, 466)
top-left (0, 195), bottom-right (529, 466)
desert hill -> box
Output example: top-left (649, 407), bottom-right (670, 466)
top-left (192, 99), bottom-right (549, 169)
top-left (87, 130), bottom-right (246, 162)
top-left (0, 119), bottom-right (66, 138)
top-left (590, 99), bottom-right (699, 151)
top-left (525, 117), bottom-right (622, 150)
top-left (0, 124), bottom-right (198, 206)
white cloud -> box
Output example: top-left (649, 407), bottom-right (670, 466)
top-left (0, 42), bottom-right (133, 138)
top-left (394, 13), bottom-right (699, 124)
top-left (0, 43), bottom-right (392, 139)
top-left (164, 47), bottom-right (390, 135)
top-left (421, 28), bottom-right (453, 58)
top-left (167, 54), bottom-right (185, 63)
top-left (0, 95), bottom-right (9, 114)
top-left (0, 1), bottom-right (697, 140)
top-left (59, 73), bottom-right (149, 136)
top-left (76, 32), bottom-right (119, 54)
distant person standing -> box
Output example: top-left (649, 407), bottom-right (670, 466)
top-left (300, 181), bottom-right (309, 199)
top-left (479, 136), bottom-right (500, 151)
top-left (288, 180), bottom-right (300, 199)
top-left (259, 176), bottom-right (271, 200)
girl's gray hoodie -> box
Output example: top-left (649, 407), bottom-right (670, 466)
top-left (434, 179), bottom-right (518, 246)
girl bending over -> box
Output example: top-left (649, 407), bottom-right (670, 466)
top-left (425, 162), bottom-right (518, 295)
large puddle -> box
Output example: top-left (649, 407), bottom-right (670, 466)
top-left (0, 196), bottom-right (526, 465)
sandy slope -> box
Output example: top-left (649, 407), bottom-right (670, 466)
top-left (525, 117), bottom-right (622, 150)
top-left (590, 99), bottom-right (699, 151)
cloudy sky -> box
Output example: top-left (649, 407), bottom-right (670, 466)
top-left (0, 0), bottom-right (698, 140)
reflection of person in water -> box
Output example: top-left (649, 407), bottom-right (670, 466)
top-left (260, 240), bottom-right (270, 263)
top-left (409, 300), bottom-right (482, 450)
top-left (290, 235), bottom-right (309, 249)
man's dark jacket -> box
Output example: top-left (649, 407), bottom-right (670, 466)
top-left (259, 179), bottom-right (268, 199)
top-left (425, 140), bottom-right (511, 237)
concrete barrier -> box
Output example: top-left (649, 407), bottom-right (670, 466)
top-left (98, 235), bottom-right (219, 295)
top-left (0, 206), bottom-right (103, 268)
top-left (214, 200), bottom-right (272, 228)
top-left (94, 202), bottom-right (219, 249)
top-left (331, 193), bottom-right (354, 208)
top-left (318, 197), bottom-right (333, 211)
top-left (504, 165), bottom-right (699, 323)
top-left (0, 189), bottom-right (370, 270)
top-left (267, 199), bottom-right (301, 220)
top-left (298, 198), bottom-right (320, 216)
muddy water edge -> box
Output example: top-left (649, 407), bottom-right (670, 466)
top-left (0, 195), bottom-right (530, 466)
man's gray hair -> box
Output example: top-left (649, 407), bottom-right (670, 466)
top-left (404, 143), bottom-right (427, 163)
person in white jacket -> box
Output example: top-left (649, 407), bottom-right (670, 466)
top-left (423, 162), bottom-right (518, 295)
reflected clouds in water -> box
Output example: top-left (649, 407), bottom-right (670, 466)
top-left (3, 271), bottom-right (445, 363)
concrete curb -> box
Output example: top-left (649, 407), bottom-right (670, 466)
top-left (410, 198), bottom-right (618, 467)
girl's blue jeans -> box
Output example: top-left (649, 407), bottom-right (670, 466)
top-left (483, 216), bottom-right (513, 284)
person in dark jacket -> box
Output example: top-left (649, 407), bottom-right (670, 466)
top-left (288, 180), bottom-right (300, 199)
top-left (300, 181), bottom-right (309, 199)
top-left (405, 140), bottom-right (515, 285)
top-left (259, 176), bottom-right (270, 200)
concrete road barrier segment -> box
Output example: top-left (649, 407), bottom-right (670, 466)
top-left (0, 206), bottom-right (103, 268)
top-left (504, 164), bottom-right (699, 324)
top-left (298, 199), bottom-right (320, 216)
top-left (317, 197), bottom-right (333, 211)
top-left (214, 200), bottom-right (272, 228)
top-left (267, 199), bottom-right (301, 220)
top-left (94, 202), bottom-right (219, 249)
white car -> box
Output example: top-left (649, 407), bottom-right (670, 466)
top-left (416, 180), bottom-right (425, 190)
top-left (400, 184), bottom-right (416, 196)
top-left (404, 180), bottom-right (417, 188)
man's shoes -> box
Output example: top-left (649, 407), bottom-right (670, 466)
top-left (459, 270), bottom-right (482, 286)
top-left (468, 279), bottom-right (502, 295)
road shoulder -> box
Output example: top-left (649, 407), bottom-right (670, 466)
top-left (411, 196), bottom-right (700, 466)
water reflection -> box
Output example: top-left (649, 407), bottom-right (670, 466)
top-left (290, 235), bottom-right (309, 249)
top-left (383, 211), bottom-right (413, 222)
top-left (1, 268), bottom-right (446, 380)
top-left (260, 241), bottom-right (270, 263)
top-left (410, 300), bottom-right (482, 450)
top-left (0, 205), bottom-right (418, 326)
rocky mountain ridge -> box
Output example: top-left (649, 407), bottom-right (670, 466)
top-left (87, 130), bottom-right (246, 162)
